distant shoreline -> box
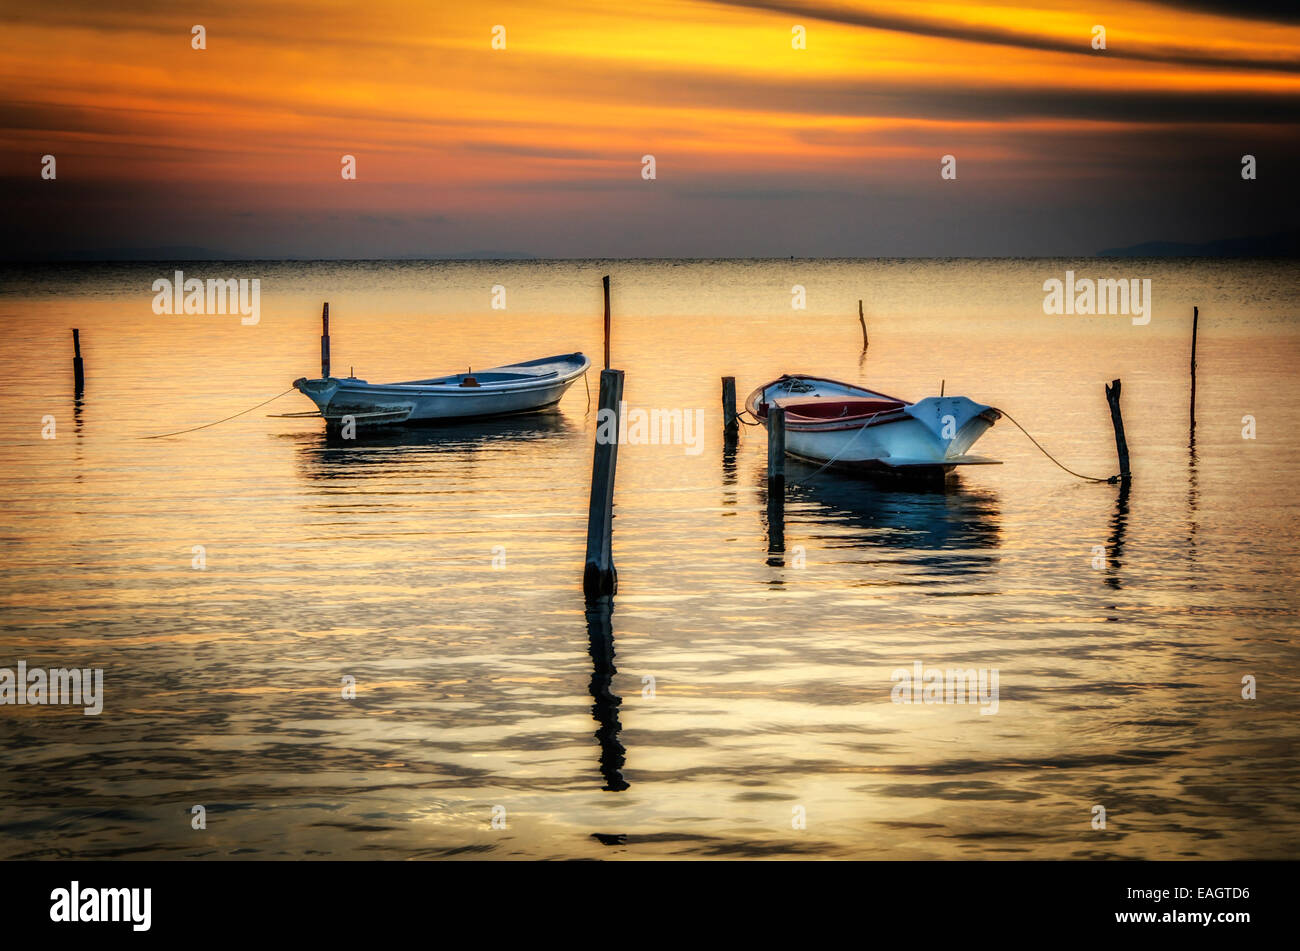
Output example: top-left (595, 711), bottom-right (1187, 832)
top-left (4, 252), bottom-right (1297, 265)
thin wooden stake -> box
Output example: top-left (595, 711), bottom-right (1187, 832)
top-left (72, 328), bottom-right (84, 397)
top-left (1190, 305), bottom-right (1199, 432)
top-left (602, 275), bottom-right (611, 371)
top-left (858, 300), bottom-right (869, 349)
top-left (722, 376), bottom-right (738, 438)
top-left (1105, 378), bottom-right (1131, 482)
top-left (584, 368), bottom-right (624, 598)
top-left (321, 302), bottom-right (331, 379)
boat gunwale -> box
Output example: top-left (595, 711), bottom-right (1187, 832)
top-left (306, 353), bottom-right (589, 395)
top-left (745, 374), bottom-right (912, 421)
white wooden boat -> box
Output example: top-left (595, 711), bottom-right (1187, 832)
top-left (746, 374), bottom-right (1001, 477)
top-left (293, 352), bottom-right (590, 428)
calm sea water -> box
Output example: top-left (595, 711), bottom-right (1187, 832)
top-left (0, 258), bottom-right (1297, 859)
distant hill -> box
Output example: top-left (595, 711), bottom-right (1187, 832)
top-left (422, 250), bottom-right (535, 260)
top-left (40, 246), bottom-right (237, 262)
top-left (1099, 230), bottom-right (1299, 257)
top-left (16, 248), bottom-right (536, 262)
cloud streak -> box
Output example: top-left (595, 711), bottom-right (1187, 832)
top-left (710, 0), bottom-right (1300, 73)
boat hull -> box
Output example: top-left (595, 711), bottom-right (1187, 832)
top-left (783, 414), bottom-right (998, 469)
top-left (294, 352), bottom-right (590, 428)
top-left (746, 374), bottom-right (1001, 477)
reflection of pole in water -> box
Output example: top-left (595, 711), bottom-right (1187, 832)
top-left (1105, 478), bottom-right (1130, 591)
top-left (585, 596), bottom-right (629, 792)
top-left (721, 439), bottom-right (738, 489)
top-left (721, 427), bottom-right (738, 491)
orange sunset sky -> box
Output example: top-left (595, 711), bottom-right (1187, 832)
top-left (2, 0), bottom-right (1297, 258)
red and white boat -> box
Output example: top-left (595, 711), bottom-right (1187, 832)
top-left (745, 374), bottom-right (1001, 477)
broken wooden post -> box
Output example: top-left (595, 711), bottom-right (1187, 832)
top-left (1105, 378), bottom-right (1131, 482)
top-left (722, 376), bottom-right (738, 439)
top-left (858, 300), bottom-right (869, 349)
top-left (602, 275), bottom-right (611, 371)
top-left (584, 368), bottom-right (624, 598)
top-left (321, 303), bottom-right (331, 378)
top-left (1189, 305), bottom-right (1199, 432)
top-left (767, 404), bottom-right (786, 551)
top-left (72, 329), bottom-right (84, 397)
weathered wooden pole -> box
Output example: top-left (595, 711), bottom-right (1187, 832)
top-left (858, 300), bottom-right (869, 349)
top-left (1189, 305), bottom-right (1199, 431)
top-left (1104, 378), bottom-right (1131, 482)
top-left (321, 303), bottom-right (331, 378)
top-left (721, 376), bottom-right (739, 439)
top-left (767, 404), bottom-right (786, 551)
top-left (72, 329), bottom-right (84, 397)
top-left (602, 275), bottom-right (611, 371)
top-left (584, 368), bottom-right (624, 598)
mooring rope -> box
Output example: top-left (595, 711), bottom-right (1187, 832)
top-left (139, 388), bottom-right (297, 439)
top-left (774, 406), bottom-right (1118, 486)
top-left (998, 409), bottom-right (1118, 483)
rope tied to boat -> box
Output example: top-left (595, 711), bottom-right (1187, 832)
top-left (138, 388), bottom-right (297, 439)
top-left (779, 405), bottom-right (1119, 486)
top-left (997, 409), bottom-right (1120, 483)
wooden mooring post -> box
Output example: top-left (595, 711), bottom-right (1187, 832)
top-left (602, 275), bottom-right (611, 371)
top-left (321, 303), bottom-right (331, 379)
top-left (584, 368), bottom-right (624, 598)
top-left (72, 329), bottom-right (84, 397)
top-left (1189, 305), bottom-right (1199, 432)
top-left (858, 300), bottom-right (869, 349)
top-left (1104, 378), bottom-right (1131, 482)
top-left (767, 404), bottom-right (786, 552)
top-left (721, 376), bottom-right (739, 439)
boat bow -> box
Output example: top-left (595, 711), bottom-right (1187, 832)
top-left (904, 396), bottom-right (1002, 459)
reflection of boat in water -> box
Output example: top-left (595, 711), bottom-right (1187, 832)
top-left (783, 459), bottom-right (1001, 553)
top-left (746, 374), bottom-right (1001, 481)
top-left (290, 411), bottom-right (580, 472)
